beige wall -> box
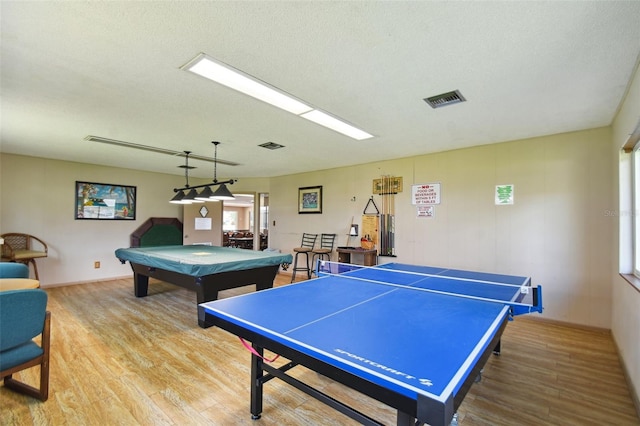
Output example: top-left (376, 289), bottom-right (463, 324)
top-left (0, 155), bottom-right (184, 285)
top-left (1, 120), bottom-right (636, 405)
top-left (269, 128), bottom-right (614, 328)
top-left (611, 60), bottom-right (640, 409)
top-left (2, 130), bottom-right (615, 326)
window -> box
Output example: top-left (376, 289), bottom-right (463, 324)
top-left (633, 145), bottom-right (640, 277)
top-left (223, 211), bottom-right (238, 232)
top-left (620, 122), bottom-right (640, 286)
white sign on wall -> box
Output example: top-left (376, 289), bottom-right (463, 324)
top-left (412, 183), bottom-right (441, 205)
top-left (417, 205), bottom-right (435, 218)
top-left (195, 217), bottom-right (212, 230)
top-left (495, 184), bottom-right (514, 205)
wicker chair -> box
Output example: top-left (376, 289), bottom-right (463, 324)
top-left (1, 234), bottom-right (48, 280)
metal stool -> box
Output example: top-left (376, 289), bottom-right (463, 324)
top-left (290, 233), bottom-right (317, 282)
top-left (311, 233), bottom-right (337, 272)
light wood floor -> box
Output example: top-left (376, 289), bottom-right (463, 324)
top-left (1, 274), bottom-right (638, 426)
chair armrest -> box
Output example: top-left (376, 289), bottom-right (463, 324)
top-left (28, 236), bottom-right (48, 254)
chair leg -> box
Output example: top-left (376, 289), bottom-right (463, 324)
top-left (2, 312), bottom-right (50, 401)
top-left (40, 311), bottom-right (51, 400)
top-left (291, 252), bottom-right (300, 283)
top-left (31, 259), bottom-right (39, 281)
top-left (305, 252), bottom-right (312, 279)
top-left (18, 259), bottom-right (39, 280)
top-left (291, 252), bottom-right (312, 282)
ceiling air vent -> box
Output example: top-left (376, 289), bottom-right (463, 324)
top-left (424, 90), bottom-right (466, 109)
top-left (259, 142), bottom-right (285, 150)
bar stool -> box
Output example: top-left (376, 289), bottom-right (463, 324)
top-left (290, 233), bottom-right (317, 282)
top-left (312, 233), bottom-right (337, 271)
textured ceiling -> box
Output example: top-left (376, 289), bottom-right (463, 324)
top-left (1, 1), bottom-right (640, 179)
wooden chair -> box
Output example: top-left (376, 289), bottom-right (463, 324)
top-left (290, 233), bottom-right (317, 282)
top-left (1, 234), bottom-right (48, 280)
top-left (0, 289), bottom-right (51, 401)
top-left (312, 233), bottom-right (337, 268)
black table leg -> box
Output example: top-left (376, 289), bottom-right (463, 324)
top-left (250, 343), bottom-right (264, 420)
top-left (133, 272), bottom-right (149, 297)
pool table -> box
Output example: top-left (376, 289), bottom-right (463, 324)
top-left (115, 245), bottom-right (292, 328)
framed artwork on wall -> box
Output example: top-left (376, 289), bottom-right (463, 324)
top-left (298, 186), bottom-right (322, 214)
top-left (75, 181), bottom-right (136, 220)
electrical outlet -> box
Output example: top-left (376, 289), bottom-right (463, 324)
top-left (94, 261), bottom-right (100, 269)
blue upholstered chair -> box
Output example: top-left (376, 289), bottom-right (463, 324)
top-left (0, 263), bottom-right (40, 291)
top-left (0, 289), bottom-right (51, 401)
top-left (0, 263), bottom-right (30, 278)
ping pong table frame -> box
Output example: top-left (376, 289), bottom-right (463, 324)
top-left (208, 311), bottom-right (510, 426)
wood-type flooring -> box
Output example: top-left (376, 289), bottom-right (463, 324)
top-left (1, 274), bottom-right (638, 425)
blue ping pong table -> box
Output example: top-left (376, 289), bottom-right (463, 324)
top-left (201, 261), bottom-right (543, 426)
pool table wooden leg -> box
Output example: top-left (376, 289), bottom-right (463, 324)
top-left (196, 278), bottom-right (220, 328)
top-left (133, 272), bottom-right (149, 297)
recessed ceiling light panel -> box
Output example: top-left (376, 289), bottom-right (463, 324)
top-left (181, 53), bottom-right (374, 141)
top-left (182, 53), bottom-right (312, 115)
top-left (300, 110), bottom-right (373, 140)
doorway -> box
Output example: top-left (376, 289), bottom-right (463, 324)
top-left (222, 193), bottom-right (269, 250)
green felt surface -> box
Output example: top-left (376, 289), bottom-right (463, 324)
top-left (115, 245), bottom-right (292, 276)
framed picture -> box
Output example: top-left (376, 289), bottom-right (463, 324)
top-left (298, 186), bottom-right (323, 214)
top-left (75, 181), bottom-right (136, 220)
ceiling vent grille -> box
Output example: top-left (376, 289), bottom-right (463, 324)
top-left (84, 135), bottom-right (239, 166)
top-left (259, 142), bottom-right (285, 150)
top-left (424, 90), bottom-right (466, 109)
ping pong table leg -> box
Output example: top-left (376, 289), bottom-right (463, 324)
top-left (493, 339), bottom-right (501, 355)
top-left (250, 343), bottom-right (264, 420)
top-left (396, 411), bottom-right (415, 426)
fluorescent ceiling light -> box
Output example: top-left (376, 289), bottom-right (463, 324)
top-left (300, 110), bottom-right (373, 140)
top-left (183, 53), bottom-right (312, 115)
top-left (182, 53), bottom-right (374, 141)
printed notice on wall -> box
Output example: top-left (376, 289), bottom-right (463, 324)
top-left (417, 205), bottom-right (435, 218)
top-left (495, 184), bottom-right (514, 205)
top-left (412, 183), bottom-right (441, 205)
top-left (195, 217), bottom-right (212, 230)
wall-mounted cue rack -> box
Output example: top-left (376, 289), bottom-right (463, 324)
top-left (372, 176), bottom-right (402, 257)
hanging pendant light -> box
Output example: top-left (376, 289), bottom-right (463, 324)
top-left (170, 142), bottom-right (237, 203)
top-left (169, 151), bottom-right (197, 204)
top-left (209, 141), bottom-right (235, 201)
top-left (169, 190), bottom-right (187, 204)
top-left (194, 185), bottom-right (217, 201)
top-left (183, 188), bottom-right (204, 203)
top-left (210, 183), bottom-right (235, 200)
